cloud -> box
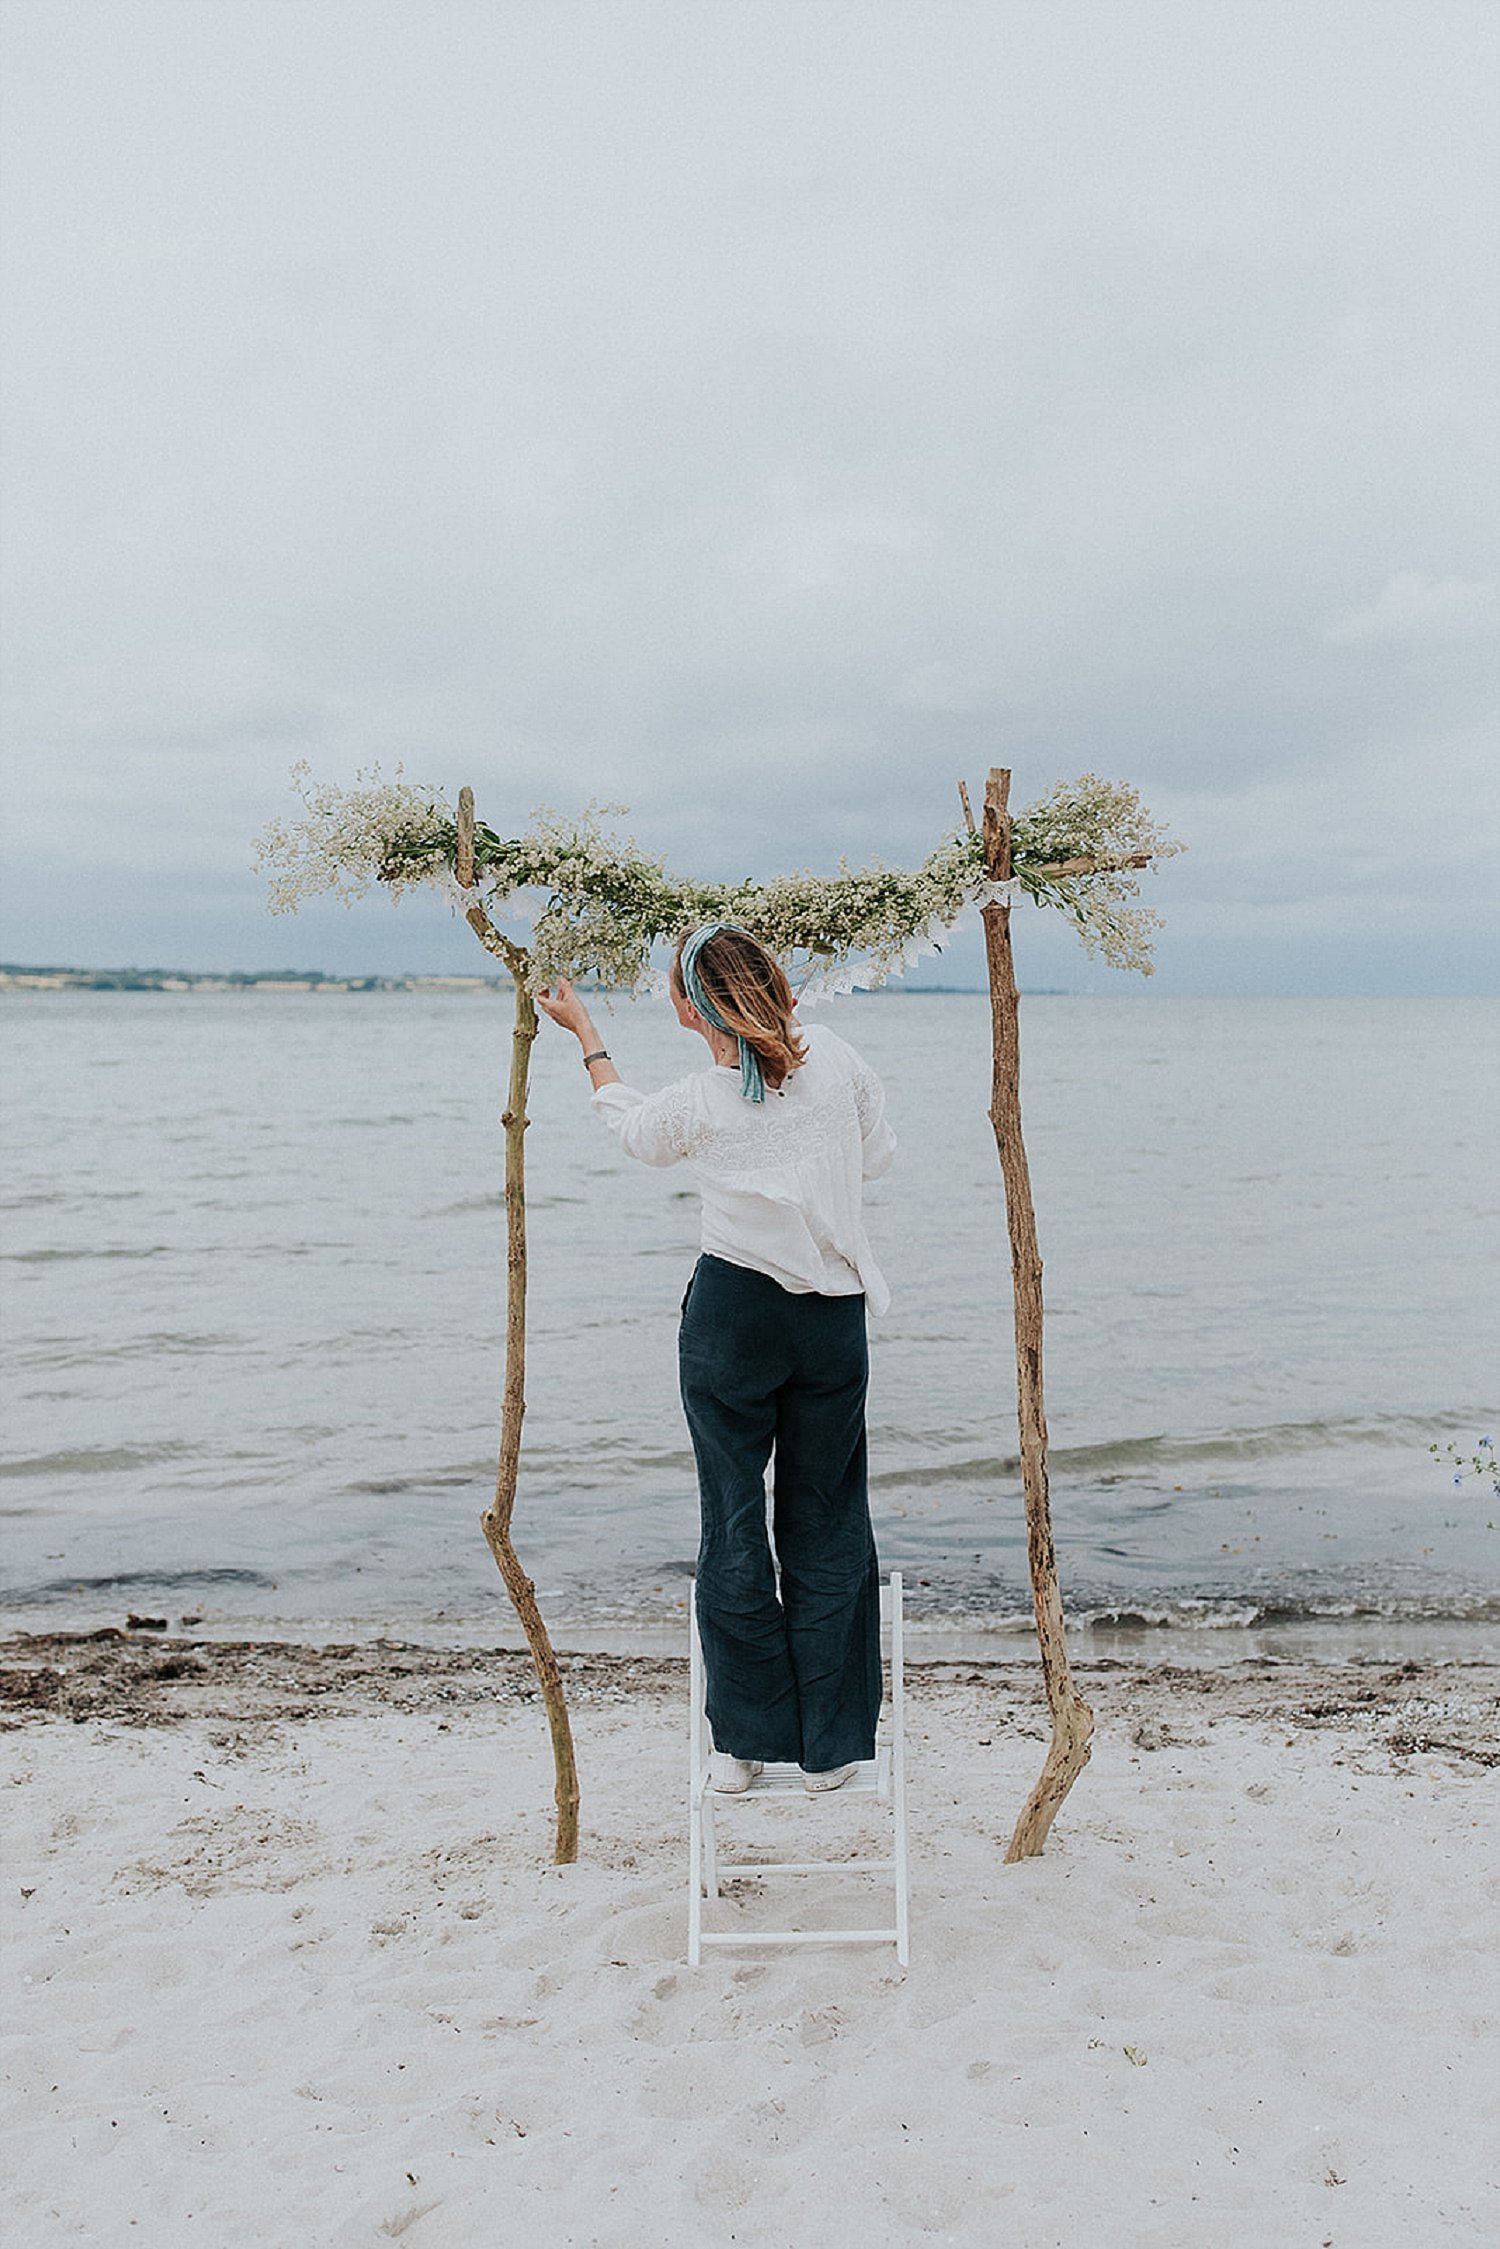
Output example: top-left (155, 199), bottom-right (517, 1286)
top-left (1, 1), bottom-right (1497, 990)
top-left (894, 664), bottom-right (997, 716)
top-left (1324, 574), bottom-right (1500, 646)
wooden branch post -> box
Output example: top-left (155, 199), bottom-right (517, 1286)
top-left (454, 786), bottom-right (581, 1865)
top-left (980, 767), bottom-right (1094, 1859)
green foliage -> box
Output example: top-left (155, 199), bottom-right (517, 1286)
top-left (256, 766), bottom-right (1183, 986)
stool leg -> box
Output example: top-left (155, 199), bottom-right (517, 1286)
top-left (891, 1573), bottom-right (909, 1965)
top-left (704, 1791), bottom-right (720, 1899)
top-left (688, 1584), bottom-right (704, 1962)
top-left (688, 1784), bottom-right (703, 1965)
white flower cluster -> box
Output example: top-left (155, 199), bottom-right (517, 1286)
top-left (257, 770), bottom-right (1182, 981)
top-left (254, 762), bottom-right (454, 913)
top-left (1012, 772), bottom-right (1185, 976)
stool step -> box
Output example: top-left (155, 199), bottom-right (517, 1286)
top-left (699, 1927), bottom-right (899, 1949)
top-left (699, 1757), bottom-right (883, 1801)
top-left (713, 1857), bottom-right (896, 1877)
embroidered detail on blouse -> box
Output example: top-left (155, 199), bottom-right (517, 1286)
top-left (632, 1074), bottom-right (699, 1163)
top-left (693, 1088), bottom-right (848, 1178)
top-left (849, 1054), bottom-right (884, 1139)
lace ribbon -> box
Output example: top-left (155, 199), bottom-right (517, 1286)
top-left (793, 889), bottom-right (1037, 1002)
top-left (438, 871), bottom-right (481, 914)
top-left (436, 872), bottom-right (539, 930)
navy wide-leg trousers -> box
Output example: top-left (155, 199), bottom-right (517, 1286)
top-left (679, 1253), bottom-right (882, 1771)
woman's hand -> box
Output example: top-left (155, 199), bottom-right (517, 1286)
top-left (536, 978), bottom-right (596, 1041)
top-left (537, 978), bottom-right (620, 1088)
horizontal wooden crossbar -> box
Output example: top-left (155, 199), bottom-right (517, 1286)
top-left (1030, 850), bottom-right (1152, 878)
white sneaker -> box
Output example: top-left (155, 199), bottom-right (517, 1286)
top-left (709, 1754), bottom-right (763, 1793)
top-left (802, 1763), bottom-right (859, 1794)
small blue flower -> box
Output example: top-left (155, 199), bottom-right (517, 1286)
top-left (1480, 1435), bottom-right (1493, 1448)
top-left (1454, 1473), bottom-right (1464, 1486)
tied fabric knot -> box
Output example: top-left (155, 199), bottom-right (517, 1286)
top-left (976, 878), bottom-right (1025, 910)
top-left (680, 924), bottom-right (766, 1103)
top-left (440, 870), bottom-right (481, 914)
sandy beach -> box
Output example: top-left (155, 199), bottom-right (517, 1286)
top-left (3, 1634), bottom-right (1497, 2247)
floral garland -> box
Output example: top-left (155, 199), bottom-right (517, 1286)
top-left (256, 761), bottom-right (1182, 984)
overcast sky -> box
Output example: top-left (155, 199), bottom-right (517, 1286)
top-left (3, 0), bottom-right (1496, 991)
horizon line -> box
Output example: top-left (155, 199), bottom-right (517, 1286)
top-left (1, 963), bottom-right (1493, 1000)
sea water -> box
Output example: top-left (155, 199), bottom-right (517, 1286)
top-left (2, 990), bottom-right (1496, 1658)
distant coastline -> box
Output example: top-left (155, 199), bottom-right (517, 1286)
top-left (0, 963), bottom-right (504, 994)
top-left (0, 963), bottom-right (1009, 995)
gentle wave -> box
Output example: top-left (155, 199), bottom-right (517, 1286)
top-left (0, 1442), bottom-right (199, 1479)
top-left (4, 1566), bottom-right (279, 1607)
top-left (327, 1412), bottom-right (1492, 1499)
top-left (5, 1572), bottom-right (1494, 1633)
top-left (868, 1412), bottom-right (1480, 1489)
top-left (8, 1331), bottom-right (239, 1370)
top-left (2, 1245), bottom-right (173, 1264)
top-left (531, 1581), bottom-right (1500, 1635)
top-left (1054, 1414), bottom-right (1468, 1472)
top-left (0, 1189), bottom-right (144, 1210)
top-left (1, 1410), bottom-right (1485, 1502)
top-left (346, 1472), bottom-right (477, 1495)
top-left (1069, 1590), bottom-right (1500, 1631)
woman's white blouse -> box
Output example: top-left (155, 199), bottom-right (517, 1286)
top-left (591, 1022), bottom-right (896, 1313)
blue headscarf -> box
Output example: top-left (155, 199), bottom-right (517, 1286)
top-left (679, 924), bottom-right (766, 1103)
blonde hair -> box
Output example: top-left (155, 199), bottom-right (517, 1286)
top-left (671, 927), bottom-right (808, 1093)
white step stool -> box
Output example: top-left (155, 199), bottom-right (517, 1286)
top-left (688, 1571), bottom-right (910, 1966)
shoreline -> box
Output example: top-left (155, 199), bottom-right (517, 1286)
top-left (4, 1599), bottom-right (1497, 1673)
top-left (5, 1631), bottom-right (1497, 1762)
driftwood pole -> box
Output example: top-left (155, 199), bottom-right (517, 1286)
top-left (454, 786), bottom-right (581, 1865)
top-left (978, 767), bottom-right (1094, 1860)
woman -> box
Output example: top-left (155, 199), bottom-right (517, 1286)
top-left (537, 925), bottom-right (896, 1794)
